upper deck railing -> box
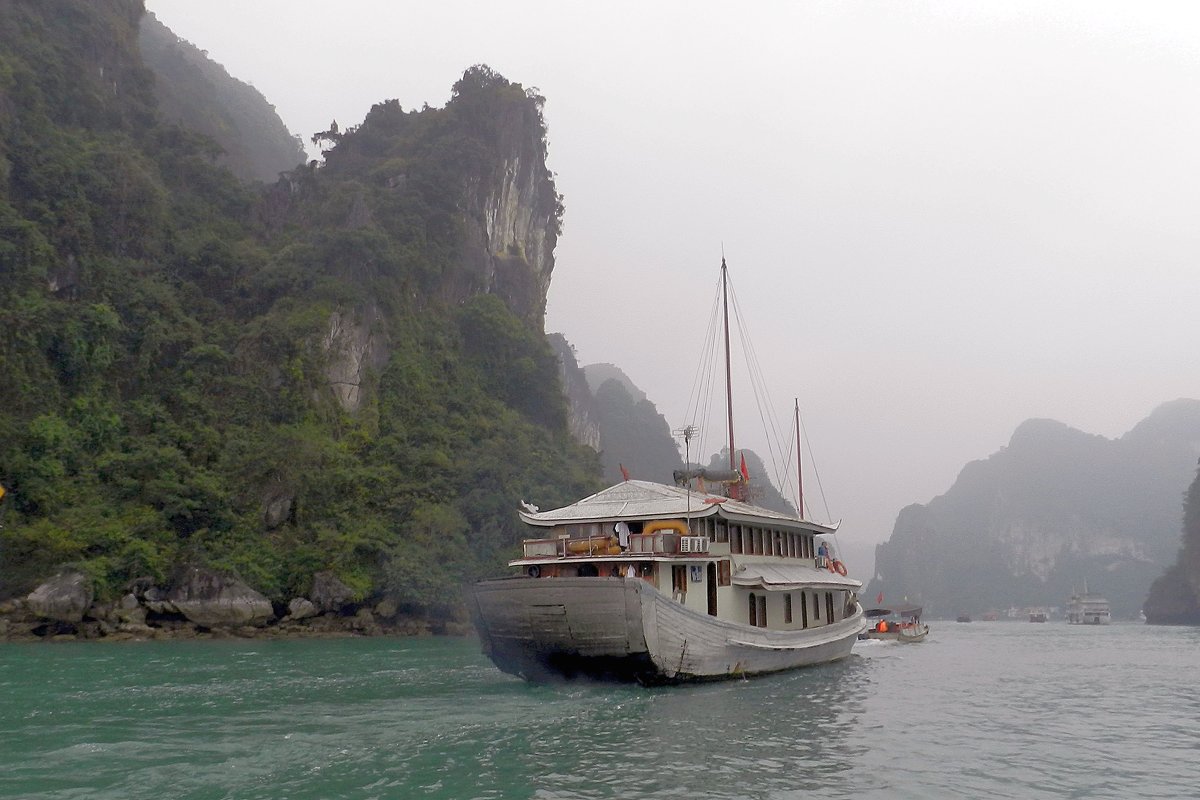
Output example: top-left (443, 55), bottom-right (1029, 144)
top-left (520, 533), bottom-right (711, 559)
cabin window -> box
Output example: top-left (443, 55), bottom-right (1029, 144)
top-left (785, 593), bottom-right (793, 624)
top-left (752, 528), bottom-right (763, 555)
top-left (813, 591), bottom-right (821, 621)
top-left (718, 560), bottom-right (732, 586)
top-left (707, 563), bottom-right (718, 616)
top-left (672, 565), bottom-right (688, 596)
top-left (801, 592), bottom-right (809, 628)
top-left (730, 525), bottom-right (742, 554)
top-left (714, 520), bottom-right (728, 543)
top-left (775, 531), bottom-right (784, 557)
top-left (748, 593), bottom-right (758, 626)
top-left (826, 592), bottom-right (835, 623)
top-left (758, 595), bottom-right (767, 628)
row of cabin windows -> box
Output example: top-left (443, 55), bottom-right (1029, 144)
top-left (715, 522), bottom-right (815, 559)
top-left (559, 519), bottom-right (816, 560)
top-left (748, 591), bottom-right (837, 628)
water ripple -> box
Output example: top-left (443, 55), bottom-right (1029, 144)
top-left (2, 625), bottom-right (1199, 798)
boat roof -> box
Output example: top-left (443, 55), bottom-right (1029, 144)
top-left (732, 562), bottom-right (861, 591)
top-left (865, 605), bottom-right (923, 618)
top-left (519, 480), bottom-right (839, 534)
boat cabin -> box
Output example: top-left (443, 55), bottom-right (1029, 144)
top-left (514, 480), bottom-right (860, 631)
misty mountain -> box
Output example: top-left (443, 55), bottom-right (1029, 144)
top-left (866, 399), bottom-right (1200, 619)
top-left (583, 363), bottom-right (647, 403)
top-left (139, 11), bottom-right (305, 182)
top-left (1144, 462), bottom-right (1200, 624)
top-left (591, 377), bottom-right (682, 484)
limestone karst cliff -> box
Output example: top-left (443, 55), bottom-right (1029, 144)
top-left (0, 1), bottom-right (600, 633)
top-left (866, 400), bottom-right (1200, 618)
top-left (1143, 462), bottom-right (1200, 624)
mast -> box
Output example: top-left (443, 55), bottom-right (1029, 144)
top-left (794, 399), bottom-right (804, 519)
top-left (721, 257), bottom-right (735, 471)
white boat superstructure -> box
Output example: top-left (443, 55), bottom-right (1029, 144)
top-left (1067, 583), bottom-right (1111, 625)
top-left (469, 480), bottom-right (865, 683)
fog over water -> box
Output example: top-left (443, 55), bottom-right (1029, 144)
top-left (147, 1), bottom-right (1200, 575)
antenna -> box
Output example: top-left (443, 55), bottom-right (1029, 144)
top-left (673, 424), bottom-right (700, 531)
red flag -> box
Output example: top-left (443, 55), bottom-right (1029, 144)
top-left (739, 453), bottom-right (749, 482)
top-left (619, 463), bottom-right (630, 481)
top-left (876, 592), bottom-right (884, 605)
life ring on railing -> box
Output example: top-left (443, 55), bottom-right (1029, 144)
top-left (832, 560), bottom-right (848, 576)
top-left (528, 565), bottom-right (541, 578)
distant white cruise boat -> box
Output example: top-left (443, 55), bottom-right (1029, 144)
top-left (1066, 582), bottom-right (1111, 625)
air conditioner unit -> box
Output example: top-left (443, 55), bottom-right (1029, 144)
top-left (680, 536), bottom-right (710, 553)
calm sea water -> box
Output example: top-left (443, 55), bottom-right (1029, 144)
top-left (2, 623), bottom-right (1198, 799)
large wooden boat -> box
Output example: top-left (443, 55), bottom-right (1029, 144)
top-left (469, 480), bottom-right (865, 683)
top-left (469, 257), bottom-right (864, 683)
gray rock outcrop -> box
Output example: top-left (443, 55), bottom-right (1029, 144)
top-left (310, 571), bottom-right (354, 613)
top-left (168, 568), bottom-right (274, 628)
top-left (26, 572), bottom-right (94, 623)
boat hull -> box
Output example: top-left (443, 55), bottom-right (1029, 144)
top-left (861, 624), bottom-right (929, 643)
top-left (469, 576), bottom-right (865, 684)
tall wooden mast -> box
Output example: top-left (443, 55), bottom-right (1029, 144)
top-left (794, 399), bottom-right (804, 519)
top-left (721, 258), bottom-right (735, 471)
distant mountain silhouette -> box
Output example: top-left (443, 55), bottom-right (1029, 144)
top-left (583, 363), bottom-right (647, 403)
top-left (1144, 460), bottom-right (1200, 624)
top-left (589, 376), bottom-right (681, 484)
top-left (866, 399), bottom-right (1200, 619)
top-left (139, 12), bottom-right (305, 182)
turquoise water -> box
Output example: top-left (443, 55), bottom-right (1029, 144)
top-left (2, 623), bottom-right (1198, 799)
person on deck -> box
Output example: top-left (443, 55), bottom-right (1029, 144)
top-left (817, 540), bottom-right (829, 568)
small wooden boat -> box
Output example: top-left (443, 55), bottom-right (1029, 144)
top-left (860, 605), bottom-right (928, 643)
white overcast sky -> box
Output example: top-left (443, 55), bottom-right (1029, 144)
top-left (147, 1), bottom-right (1200, 574)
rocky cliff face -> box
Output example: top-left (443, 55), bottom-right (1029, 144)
top-left (266, 67), bottom-right (562, 414)
top-left (457, 95), bottom-right (560, 325)
top-left (1144, 463), bottom-right (1200, 624)
top-left (548, 334), bottom-right (601, 450)
top-left (867, 400), bottom-right (1200, 618)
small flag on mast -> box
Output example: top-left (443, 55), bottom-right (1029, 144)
top-left (619, 464), bottom-right (630, 481)
top-left (876, 591), bottom-right (884, 605)
top-left (739, 453), bottom-right (749, 482)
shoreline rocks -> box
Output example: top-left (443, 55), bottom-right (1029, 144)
top-left (1, 570), bottom-right (468, 643)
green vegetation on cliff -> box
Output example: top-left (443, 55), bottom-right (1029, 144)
top-left (0, 0), bottom-right (600, 618)
top-left (1144, 463), bottom-right (1200, 624)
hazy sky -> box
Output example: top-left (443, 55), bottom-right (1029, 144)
top-left (147, 1), bottom-right (1200, 574)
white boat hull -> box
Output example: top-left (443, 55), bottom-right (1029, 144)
top-left (469, 576), bottom-right (866, 684)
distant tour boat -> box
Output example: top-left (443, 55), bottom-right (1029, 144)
top-left (1066, 583), bottom-right (1110, 625)
top-left (1029, 610), bottom-right (1048, 623)
top-left (956, 614), bottom-right (971, 623)
top-left (860, 605), bottom-right (929, 643)
top-left (469, 258), bottom-right (865, 683)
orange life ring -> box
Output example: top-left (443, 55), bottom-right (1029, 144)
top-left (833, 560), bottom-right (848, 576)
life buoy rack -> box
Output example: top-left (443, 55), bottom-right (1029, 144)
top-left (832, 560), bottom-right (848, 576)
top-left (528, 565), bottom-right (541, 578)
top-left (643, 520), bottom-right (690, 536)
